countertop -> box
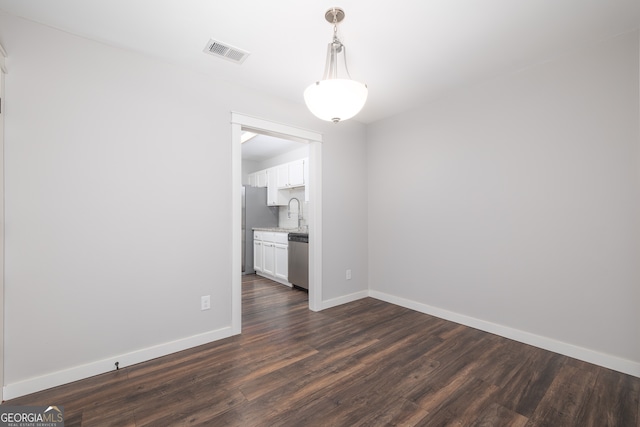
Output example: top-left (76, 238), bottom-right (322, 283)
top-left (253, 227), bottom-right (308, 234)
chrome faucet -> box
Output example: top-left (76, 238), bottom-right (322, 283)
top-left (287, 197), bottom-right (301, 228)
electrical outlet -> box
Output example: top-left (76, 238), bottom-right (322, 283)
top-left (201, 295), bottom-right (211, 311)
top-left (346, 269), bottom-right (352, 280)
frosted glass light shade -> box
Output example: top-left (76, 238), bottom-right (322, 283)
top-left (304, 79), bottom-right (368, 123)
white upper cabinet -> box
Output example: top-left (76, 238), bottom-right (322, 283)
top-left (248, 169), bottom-right (267, 187)
top-left (256, 170), bottom-right (268, 187)
top-left (304, 158), bottom-right (309, 202)
top-left (276, 164), bottom-right (289, 188)
top-left (249, 158), bottom-right (309, 205)
top-left (267, 168), bottom-right (278, 206)
top-left (288, 159), bottom-right (305, 187)
top-left (277, 158), bottom-right (306, 189)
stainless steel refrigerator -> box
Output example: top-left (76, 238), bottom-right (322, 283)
top-left (242, 186), bottom-right (279, 274)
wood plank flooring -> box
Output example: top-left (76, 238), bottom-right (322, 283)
top-left (4, 274), bottom-right (639, 426)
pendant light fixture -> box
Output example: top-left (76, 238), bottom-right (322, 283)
top-left (304, 7), bottom-right (368, 123)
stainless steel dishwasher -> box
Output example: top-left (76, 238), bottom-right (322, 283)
top-left (288, 233), bottom-right (309, 290)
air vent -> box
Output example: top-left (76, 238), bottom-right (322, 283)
top-left (203, 39), bottom-right (250, 64)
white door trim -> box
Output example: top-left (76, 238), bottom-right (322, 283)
top-left (230, 112), bottom-right (323, 334)
top-left (0, 43), bottom-right (6, 402)
top-left (0, 43), bottom-right (7, 73)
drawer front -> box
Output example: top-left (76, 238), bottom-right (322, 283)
top-left (272, 232), bottom-right (289, 245)
top-left (262, 232), bottom-right (276, 242)
top-left (254, 231), bottom-right (288, 244)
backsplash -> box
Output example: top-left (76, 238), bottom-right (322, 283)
top-left (278, 188), bottom-right (307, 228)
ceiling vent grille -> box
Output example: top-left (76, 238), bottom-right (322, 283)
top-left (203, 39), bottom-right (250, 64)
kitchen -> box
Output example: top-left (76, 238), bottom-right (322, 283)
top-left (241, 131), bottom-right (310, 292)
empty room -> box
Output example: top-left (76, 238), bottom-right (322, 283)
top-left (0, 1), bottom-right (638, 425)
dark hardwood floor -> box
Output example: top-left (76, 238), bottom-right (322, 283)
top-left (4, 274), bottom-right (639, 426)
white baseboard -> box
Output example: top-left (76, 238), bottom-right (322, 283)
top-left (6, 291), bottom-right (638, 400)
top-left (320, 290), bottom-right (369, 310)
top-left (369, 290), bottom-right (640, 378)
top-left (3, 326), bottom-right (236, 400)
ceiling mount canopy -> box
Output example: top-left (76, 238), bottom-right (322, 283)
top-left (304, 7), bottom-right (368, 124)
top-left (324, 7), bottom-right (345, 24)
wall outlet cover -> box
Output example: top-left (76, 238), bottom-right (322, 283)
top-left (201, 295), bottom-right (211, 311)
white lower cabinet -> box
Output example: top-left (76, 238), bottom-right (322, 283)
top-left (274, 243), bottom-right (288, 281)
top-left (253, 239), bottom-right (263, 272)
top-left (253, 231), bottom-right (290, 286)
top-left (262, 242), bottom-right (275, 276)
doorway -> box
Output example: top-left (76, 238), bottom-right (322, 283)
top-left (230, 113), bottom-right (323, 335)
top-left (241, 132), bottom-right (307, 284)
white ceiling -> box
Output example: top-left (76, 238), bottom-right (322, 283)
top-left (242, 133), bottom-right (305, 162)
top-left (0, 1), bottom-right (638, 124)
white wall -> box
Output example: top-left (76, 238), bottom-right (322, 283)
top-left (255, 145), bottom-right (309, 171)
top-left (242, 146), bottom-right (309, 179)
top-left (322, 123), bottom-right (368, 301)
top-left (367, 31), bottom-right (640, 375)
top-left (241, 159), bottom-right (259, 185)
top-left (0, 12), bottom-right (368, 397)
